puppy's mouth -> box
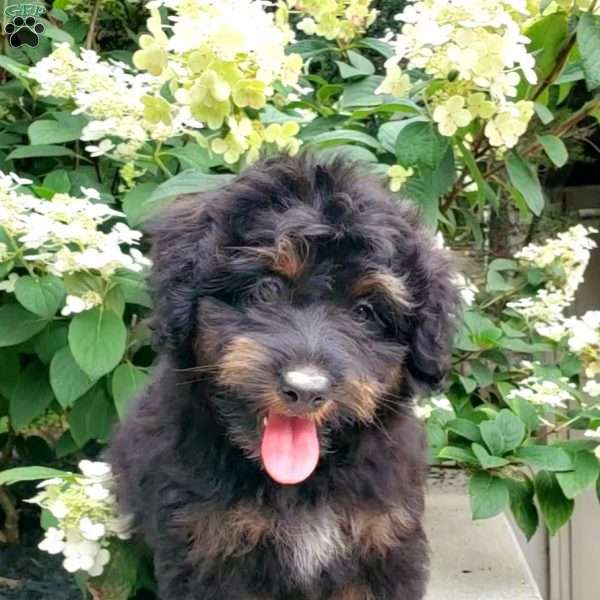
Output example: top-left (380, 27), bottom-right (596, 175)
top-left (260, 411), bottom-right (320, 485)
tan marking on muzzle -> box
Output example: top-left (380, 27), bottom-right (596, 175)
top-left (218, 336), bottom-right (270, 389)
top-left (346, 379), bottom-right (381, 423)
top-left (261, 390), bottom-right (334, 426)
top-left (352, 271), bottom-right (412, 310)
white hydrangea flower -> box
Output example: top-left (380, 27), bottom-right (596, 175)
top-left (379, 0), bottom-right (538, 146)
top-left (583, 380), bottom-right (600, 398)
top-left (508, 376), bottom-right (576, 408)
top-left (0, 171), bottom-right (149, 289)
top-left (39, 527), bottom-right (66, 555)
top-left (0, 272), bottom-right (19, 293)
top-left (80, 517), bottom-right (107, 541)
top-left (584, 427), bottom-right (600, 439)
top-left (30, 461), bottom-right (132, 578)
top-left (508, 225), bottom-right (598, 348)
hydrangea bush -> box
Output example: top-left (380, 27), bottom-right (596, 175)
top-left (1, 0), bottom-right (600, 596)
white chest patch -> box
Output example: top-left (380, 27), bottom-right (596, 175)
top-left (275, 506), bottom-right (346, 584)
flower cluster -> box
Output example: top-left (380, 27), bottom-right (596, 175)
top-left (565, 311), bottom-right (600, 381)
top-left (378, 0), bottom-right (538, 147)
top-left (30, 461), bottom-right (131, 577)
top-left (507, 375), bottom-right (577, 409)
top-left (508, 225), bottom-right (598, 341)
top-left (0, 171), bottom-right (149, 313)
top-left (291, 0), bottom-right (378, 43)
top-left (414, 393), bottom-right (453, 420)
top-left (132, 0), bottom-right (304, 164)
top-left (29, 43), bottom-right (202, 163)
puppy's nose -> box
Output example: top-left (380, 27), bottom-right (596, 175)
top-left (281, 367), bottom-right (331, 409)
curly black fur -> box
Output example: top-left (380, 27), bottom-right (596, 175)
top-left (108, 155), bottom-right (459, 600)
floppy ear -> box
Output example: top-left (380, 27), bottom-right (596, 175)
top-left (405, 240), bottom-right (460, 392)
top-left (145, 194), bottom-right (221, 361)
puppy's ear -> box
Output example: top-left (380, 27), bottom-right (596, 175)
top-left (405, 240), bottom-right (460, 392)
top-left (145, 194), bottom-right (220, 359)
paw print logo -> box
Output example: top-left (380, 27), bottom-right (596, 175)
top-left (4, 15), bottom-right (45, 48)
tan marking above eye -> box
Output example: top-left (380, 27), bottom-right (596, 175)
top-left (218, 336), bottom-right (269, 388)
top-left (241, 236), bottom-right (307, 280)
top-left (352, 271), bottom-right (412, 311)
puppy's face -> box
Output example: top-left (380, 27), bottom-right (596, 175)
top-left (149, 157), bottom-right (457, 484)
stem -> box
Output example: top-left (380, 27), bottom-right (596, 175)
top-left (85, 0), bottom-right (102, 50)
top-left (531, 34), bottom-right (577, 101)
top-left (0, 487), bottom-right (19, 544)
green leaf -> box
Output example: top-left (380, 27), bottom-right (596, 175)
top-left (161, 144), bottom-right (219, 171)
top-left (507, 477), bottom-right (539, 540)
top-left (538, 134), bottom-right (568, 168)
top-left (0, 56), bottom-right (29, 81)
top-left (50, 347), bottom-right (96, 408)
top-left (526, 13), bottom-right (568, 80)
top-left (534, 102), bottom-right (555, 125)
top-left (312, 129), bottom-right (382, 150)
top-left (472, 443), bottom-right (510, 469)
top-left (354, 37), bottom-right (394, 58)
top-left (403, 145), bottom-right (455, 229)
top-left (447, 418), bottom-right (482, 442)
top-left (340, 76), bottom-right (385, 109)
top-left (336, 51), bottom-right (375, 78)
top-left (7, 145), bottom-right (76, 160)
top-left (88, 539), bottom-right (140, 600)
top-left (578, 13), bottom-right (600, 90)
top-left (43, 170), bottom-right (71, 194)
top-left (0, 348), bottom-right (19, 400)
top-left (495, 410), bottom-right (526, 452)
top-left (0, 304), bottom-right (49, 347)
top-left (437, 445), bottom-right (479, 466)
top-left (396, 121), bottom-right (449, 169)
top-left (149, 170), bottom-right (234, 207)
top-left (470, 360), bottom-right (494, 387)
top-left (469, 472), bottom-right (510, 520)
top-left (68, 386), bottom-right (114, 447)
top-left (556, 451), bottom-right (600, 499)
top-left (515, 445), bottom-right (573, 471)
top-left (318, 145), bottom-right (378, 164)
top-left (505, 395), bottom-right (540, 433)
top-left (10, 362), bottom-right (54, 430)
top-left (112, 364), bottom-right (149, 419)
top-left (14, 275), bottom-right (65, 318)
top-left (535, 471), bottom-right (574, 534)
top-left (68, 308), bottom-right (127, 379)
top-left (0, 466), bottom-right (71, 486)
top-left (28, 118), bottom-right (84, 145)
top-left (113, 271), bottom-right (152, 308)
top-left (505, 152), bottom-right (545, 216)
top-left (480, 421), bottom-right (506, 456)
top-left (425, 422), bottom-right (446, 449)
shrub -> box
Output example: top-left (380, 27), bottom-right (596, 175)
top-left (1, 0), bottom-right (600, 596)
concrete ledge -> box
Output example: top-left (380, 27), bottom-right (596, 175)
top-left (425, 469), bottom-right (542, 600)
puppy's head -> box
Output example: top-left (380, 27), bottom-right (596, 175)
top-left (148, 155), bottom-right (459, 484)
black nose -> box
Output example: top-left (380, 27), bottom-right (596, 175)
top-left (281, 385), bottom-right (327, 408)
top-left (280, 367), bottom-right (331, 410)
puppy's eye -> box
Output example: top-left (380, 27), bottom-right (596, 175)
top-left (353, 301), bottom-right (377, 323)
top-left (252, 277), bottom-right (286, 304)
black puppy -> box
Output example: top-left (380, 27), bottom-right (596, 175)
top-left (109, 155), bottom-right (458, 600)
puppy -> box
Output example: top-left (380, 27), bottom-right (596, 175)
top-left (108, 155), bottom-right (458, 600)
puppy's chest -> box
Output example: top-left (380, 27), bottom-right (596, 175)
top-left (180, 503), bottom-right (413, 584)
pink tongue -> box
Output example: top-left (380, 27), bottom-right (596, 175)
top-left (261, 413), bottom-right (320, 485)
